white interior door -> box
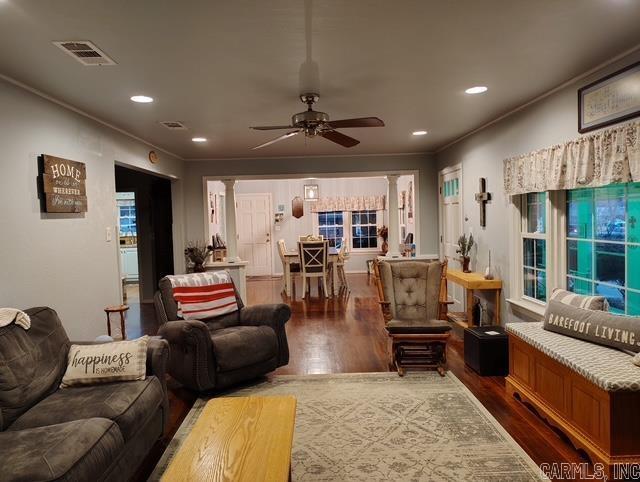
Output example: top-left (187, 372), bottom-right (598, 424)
top-left (439, 167), bottom-right (464, 312)
top-left (237, 193), bottom-right (273, 276)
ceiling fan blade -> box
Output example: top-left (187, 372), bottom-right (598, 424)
top-left (326, 117), bottom-right (385, 129)
top-left (252, 130), bottom-right (300, 150)
top-left (250, 125), bottom-right (294, 130)
top-left (321, 130), bottom-right (360, 148)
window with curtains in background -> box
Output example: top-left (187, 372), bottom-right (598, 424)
top-left (522, 192), bottom-right (547, 302)
top-left (317, 211), bottom-right (344, 248)
top-left (351, 210), bottom-right (378, 249)
top-left (566, 182), bottom-right (640, 315)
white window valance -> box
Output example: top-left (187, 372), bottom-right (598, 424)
top-left (503, 121), bottom-right (640, 195)
top-left (310, 195), bottom-right (386, 213)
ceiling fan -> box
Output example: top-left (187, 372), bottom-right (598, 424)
top-left (250, 93), bottom-right (384, 149)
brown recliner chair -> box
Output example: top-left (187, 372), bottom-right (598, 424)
top-left (375, 260), bottom-right (452, 376)
top-left (154, 276), bottom-right (291, 391)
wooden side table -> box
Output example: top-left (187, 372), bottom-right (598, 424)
top-left (446, 269), bottom-right (502, 328)
top-left (105, 305), bottom-right (129, 340)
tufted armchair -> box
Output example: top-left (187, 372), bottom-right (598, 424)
top-left (154, 276), bottom-right (290, 391)
top-left (375, 260), bottom-right (452, 376)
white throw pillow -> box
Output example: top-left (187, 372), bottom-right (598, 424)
top-left (61, 336), bottom-right (149, 388)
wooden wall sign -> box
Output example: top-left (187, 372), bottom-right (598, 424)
top-left (292, 196), bottom-right (304, 219)
top-left (39, 154), bottom-right (87, 213)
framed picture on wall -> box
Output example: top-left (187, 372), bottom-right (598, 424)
top-left (578, 60), bottom-right (640, 133)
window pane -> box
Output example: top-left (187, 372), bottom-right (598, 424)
top-left (537, 270), bottom-right (547, 302)
top-left (567, 276), bottom-right (593, 295)
top-left (352, 212), bottom-right (360, 224)
top-left (595, 283), bottom-right (625, 314)
top-left (523, 239), bottom-right (534, 268)
top-left (627, 290), bottom-right (640, 316)
top-left (524, 268), bottom-right (536, 298)
top-left (370, 237), bottom-right (378, 248)
top-left (535, 239), bottom-right (546, 269)
top-left (526, 193), bottom-right (546, 233)
top-left (336, 212), bottom-right (343, 225)
top-left (368, 212), bottom-right (377, 224)
top-left (352, 238), bottom-right (361, 249)
top-left (336, 227), bottom-right (343, 238)
top-left (567, 188), bottom-right (593, 239)
top-left (628, 245), bottom-right (640, 291)
top-left (628, 183), bottom-right (640, 244)
top-left (319, 213), bottom-right (327, 225)
top-left (567, 240), bottom-right (593, 279)
top-left (595, 242), bottom-right (625, 287)
top-left (595, 184), bottom-right (625, 241)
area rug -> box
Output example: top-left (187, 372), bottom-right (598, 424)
top-left (150, 372), bottom-right (544, 481)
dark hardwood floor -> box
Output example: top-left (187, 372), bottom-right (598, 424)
top-left (129, 273), bottom-right (591, 481)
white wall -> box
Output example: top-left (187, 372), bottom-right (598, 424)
top-left (186, 153), bottom-right (439, 258)
top-left (0, 78), bottom-right (185, 340)
top-left (436, 50), bottom-right (640, 323)
top-left (225, 176), bottom-right (392, 274)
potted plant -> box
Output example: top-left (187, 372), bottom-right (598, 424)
top-left (456, 233), bottom-right (474, 273)
top-left (184, 241), bottom-right (213, 273)
top-left (377, 225), bottom-right (389, 254)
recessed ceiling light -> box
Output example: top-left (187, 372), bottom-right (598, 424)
top-left (412, 130), bottom-right (428, 136)
top-left (465, 86), bottom-right (488, 95)
top-left (192, 137), bottom-right (207, 143)
top-left (130, 95), bottom-right (153, 103)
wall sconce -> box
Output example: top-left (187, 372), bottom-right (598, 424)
top-left (304, 184), bottom-right (319, 201)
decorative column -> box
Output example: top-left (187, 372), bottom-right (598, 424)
top-left (222, 179), bottom-right (240, 262)
top-left (386, 174), bottom-right (401, 257)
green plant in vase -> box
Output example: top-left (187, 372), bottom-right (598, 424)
top-left (184, 241), bottom-right (213, 273)
top-left (456, 233), bottom-right (474, 273)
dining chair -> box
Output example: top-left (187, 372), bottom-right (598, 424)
top-left (336, 238), bottom-right (350, 291)
top-left (298, 240), bottom-right (330, 298)
top-left (277, 239), bottom-right (300, 296)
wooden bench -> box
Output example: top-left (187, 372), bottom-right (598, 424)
top-left (162, 396), bottom-right (296, 482)
top-left (506, 332), bottom-right (640, 479)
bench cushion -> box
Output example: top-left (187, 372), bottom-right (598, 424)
top-left (506, 322), bottom-right (640, 391)
top-left (0, 418), bottom-right (123, 482)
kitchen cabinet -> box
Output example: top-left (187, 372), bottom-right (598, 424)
top-left (120, 246), bottom-right (139, 282)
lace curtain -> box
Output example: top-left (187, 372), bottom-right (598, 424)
top-left (310, 195), bottom-right (386, 213)
top-left (503, 121), bottom-right (640, 195)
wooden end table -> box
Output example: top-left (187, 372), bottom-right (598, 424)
top-left (104, 304), bottom-right (129, 340)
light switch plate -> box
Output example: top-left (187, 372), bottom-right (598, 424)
top-left (106, 226), bottom-right (112, 242)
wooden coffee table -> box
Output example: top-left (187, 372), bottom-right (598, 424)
top-left (161, 396), bottom-right (297, 482)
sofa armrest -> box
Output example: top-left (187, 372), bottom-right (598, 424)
top-left (146, 337), bottom-right (170, 431)
top-left (239, 303), bottom-right (291, 328)
top-left (239, 304), bottom-right (291, 366)
top-left (157, 320), bottom-right (217, 391)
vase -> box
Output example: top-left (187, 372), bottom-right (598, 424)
top-left (461, 256), bottom-right (471, 273)
top-left (193, 262), bottom-right (205, 273)
top-left (381, 240), bottom-right (389, 255)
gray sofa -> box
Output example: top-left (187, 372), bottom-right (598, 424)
top-left (0, 307), bottom-right (169, 482)
top-left (154, 276), bottom-right (290, 391)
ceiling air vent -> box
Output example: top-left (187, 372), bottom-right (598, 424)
top-left (53, 41), bottom-right (116, 66)
top-left (160, 121), bottom-right (188, 130)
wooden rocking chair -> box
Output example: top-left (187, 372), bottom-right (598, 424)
top-left (374, 259), bottom-right (453, 376)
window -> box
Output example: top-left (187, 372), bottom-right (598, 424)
top-left (317, 211), bottom-right (344, 248)
top-left (566, 183), bottom-right (640, 315)
top-left (352, 210), bottom-right (378, 249)
top-left (315, 209), bottom-right (380, 250)
top-left (521, 192), bottom-right (547, 302)
top-left (118, 202), bottom-right (137, 237)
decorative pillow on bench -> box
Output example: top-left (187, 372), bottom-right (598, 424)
top-left (549, 288), bottom-right (609, 311)
top-left (61, 336), bottom-right (149, 388)
top-left (543, 300), bottom-right (640, 354)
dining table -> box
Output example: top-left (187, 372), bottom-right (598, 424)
top-left (282, 246), bottom-right (339, 297)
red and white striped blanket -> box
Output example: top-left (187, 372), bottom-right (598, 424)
top-left (166, 271), bottom-right (238, 320)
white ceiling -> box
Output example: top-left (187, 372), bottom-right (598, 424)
top-left (1, 0), bottom-right (640, 159)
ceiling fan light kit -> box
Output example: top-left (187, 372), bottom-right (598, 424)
top-left (250, 93), bottom-right (384, 149)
